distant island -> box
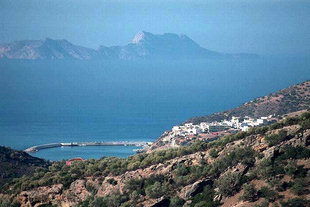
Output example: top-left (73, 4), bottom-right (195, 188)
top-left (0, 31), bottom-right (258, 60)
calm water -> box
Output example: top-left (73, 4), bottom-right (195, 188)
top-left (0, 57), bottom-right (309, 160)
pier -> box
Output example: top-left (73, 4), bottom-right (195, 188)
top-left (24, 141), bottom-right (152, 153)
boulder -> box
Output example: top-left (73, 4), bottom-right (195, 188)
top-left (179, 179), bottom-right (213, 199)
top-left (263, 146), bottom-right (278, 160)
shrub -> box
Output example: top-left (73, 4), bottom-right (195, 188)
top-left (265, 130), bottom-right (287, 146)
top-left (0, 194), bottom-right (20, 207)
top-left (174, 163), bottom-right (190, 176)
top-left (259, 186), bottom-right (279, 202)
top-left (145, 181), bottom-right (167, 198)
top-left (300, 119), bottom-right (310, 130)
top-left (291, 178), bottom-right (307, 195)
top-left (254, 200), bottom-right (269, 207)
top-left (190, 186), bottom-right (219, 207)
top-left (90, 192), bottom-right (129, 207)
top-left (210, 147), bottom-right (256, 176)
top-left (283, 117), bottom-right (299, 126)
top-left (209, 149), bottom-right (219, 158)
top-left (281, 198), bottom-right (309, 207)
top-left (215, 172), bottom-right (242, 197)
top-left (284, 160), bottom-right (299, 176)
top-left (240, 183), bottom-right (257, 202)
top-left (169, 196), bottom-right (185, 207)
top-left (278, 146), bottom-right (310, 160)
top-left (107, 178), bottom-right (118, 185)
top-left (124, 178), bottom-right (145, 195)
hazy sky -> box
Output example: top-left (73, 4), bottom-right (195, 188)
top-left (0, 0), bottom-right (309, 55)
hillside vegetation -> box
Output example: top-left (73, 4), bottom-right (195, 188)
top-left (0, 146), bottom-right (49, 187)
top-left (187, 80), bottom-right (310, 124)
top-left (1, 111), bottom-right (309, 207)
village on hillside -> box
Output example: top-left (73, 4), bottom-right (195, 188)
top-left (149, 115), bottom-right (278, 150)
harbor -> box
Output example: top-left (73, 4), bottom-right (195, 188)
top-left (24, 141), bottom-right (152, 153)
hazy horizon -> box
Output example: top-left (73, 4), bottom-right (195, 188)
top-left (1, 0), bottom-right (310, 56)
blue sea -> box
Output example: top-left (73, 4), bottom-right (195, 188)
top-left (0, 57), bottom-right (309, 160)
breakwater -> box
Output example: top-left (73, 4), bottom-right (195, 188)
top-left (24, 141), bottom-right (152, 153)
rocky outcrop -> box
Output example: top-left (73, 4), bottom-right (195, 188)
top-left (179, 179), bottom-right (213, 199)
top-left (18, 184), bottom-right (63, 207)
top-left (64, 180), bottom-right (91, 203)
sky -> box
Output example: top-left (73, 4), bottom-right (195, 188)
top-left (0, 0), bottom-right (310, 55)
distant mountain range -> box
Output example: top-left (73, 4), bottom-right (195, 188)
top-left (0, 31), bottom-right (257, 60)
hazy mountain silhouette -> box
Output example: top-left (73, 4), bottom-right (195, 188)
top-left (0, 31), bottom-right (257, 60)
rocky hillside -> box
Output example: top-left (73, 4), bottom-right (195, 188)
top-left (0, 31), bottom-right (257, 60)
top-left (1, 111), bottom-right (309, 207)
top-left (187, 80), bottom-right (310, 124)
top-left (0, 146), bottom-right (50, 187)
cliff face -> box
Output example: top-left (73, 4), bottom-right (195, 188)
top-left (2, 111), bottom-right (309, 207)
top-left (187, 80), bottom-right (310, 124)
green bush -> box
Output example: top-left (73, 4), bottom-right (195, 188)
top-left (284, 160), bottom-right (299, 176)
top-left (239, 183), bottom-right (257, 202)
top-left (107, 178), bottom-right (118, 185)
top-left (85, 182), bottom-right (98, 195)
top-left (145, 181), bottom-right (167, 198)
top-left (291, 178), bottom-right (307, 195)
top-left (280, 198), bottom-right (309, 207)
top-left (300, 119), bottom-right (310, 130)
top-left (278, 146), bottom-right (310, 160)
top-left (0, 194), bottom-right (20, 207)
top-left (190, 186), bottom-right (219, 207)
top-left (169, 196), bottom-right (185, 207)
top-left (265, 130), bottom-right (287, 146)
top-left (84, 192), bottom-right (128, 207)
top-left (210, 147), bottom-right (256, 176)
top-left (215, 172), bottom-right (242, 197)
top-left (209, 149), bottom-right (219, 158)
top-left (259, 186), bottom-right (279, 202)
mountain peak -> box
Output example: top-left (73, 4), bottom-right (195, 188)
top-left (131, 31), bottom-right (153, 44)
